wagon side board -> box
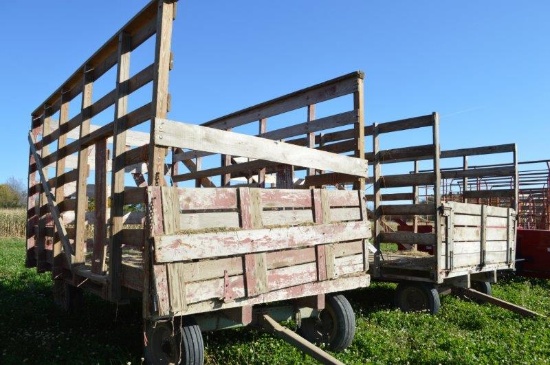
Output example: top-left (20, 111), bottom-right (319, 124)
top-left (146, 186), bottom-right (371, 319)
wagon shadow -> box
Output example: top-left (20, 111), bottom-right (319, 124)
top-left (344, 282), bottom-right (398, 315)
top-left (0, 271), bottom-right (143, 364)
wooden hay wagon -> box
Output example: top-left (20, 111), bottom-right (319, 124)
top-left (362, 114), bottom-right (518, 314)
top-left (25, 1), bottom-right (371, 363)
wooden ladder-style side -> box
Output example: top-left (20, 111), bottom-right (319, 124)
top-left (28, 132), bottom-right (73, 268)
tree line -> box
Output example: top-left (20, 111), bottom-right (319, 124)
top-left (0, 177), bottom-right (27, 208)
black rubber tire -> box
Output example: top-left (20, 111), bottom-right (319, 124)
top-left (53, 280), bottom-right (84, 313)
top-left (472, 281), bottom-right (492, 296)
top-left (395, 282), bottom-right (441, 315)
top-left (144, 316), bottom-right (204, 365)
top-left (298, 294), bottom-right (356, 352)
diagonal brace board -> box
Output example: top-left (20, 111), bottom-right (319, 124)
top-left (28, 132), bottom-right (74, 267)
top-left (154, 118), bottom-right (369, 178)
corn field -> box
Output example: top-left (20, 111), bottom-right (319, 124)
top-left (0, 209), bottom-right (26, 237)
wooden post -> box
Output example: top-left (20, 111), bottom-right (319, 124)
top-left (221, 132), bottom-right (232, 186)
top-left (74, 66), bottom-right (94, 265)
top-left (38, 114), bottom-right (52, 272)
top-left (307, 105), bottom-right (316, 178)
top-left (412, 160), bottom-right (419, 252)
top-left (432, 112), bottom-right (443, 282)
top-left (92, 139), bottom-right (108, 274)
top-left (372, 123), bottom-right (382, 277)
top-left (353, 76), bottom-right (365, 192)
top-left (462, 155), bottom-right (469, 203)
top-left (109, 31), bottom-right (132, 301)
top-left (26, 123), bottom-right (40, 268)
top-left (258, 118), bottom-right (267, 187)
top-left (145, 0), bottom-right (176, 319)
top-left (148, 0), bottom-right (175, 187)
top-left (513, 145), bottom-right (519, 212)
top-left (53, 92), bottom-right (70, 277)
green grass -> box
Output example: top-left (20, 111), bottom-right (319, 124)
top-left (2, 238), bottom-right (550, 364)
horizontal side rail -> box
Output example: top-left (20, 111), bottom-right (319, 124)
top-left (155, 118), bottom-right (369, 178)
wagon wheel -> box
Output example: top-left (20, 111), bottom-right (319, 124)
top-left (298, 294), bottom-right (356, 352)
top-left (471, 281), bottom-right (492, 296)
top-left (395, 282), bottom-right (441, 315)
top-left (144, 316), bottom-right (204, 365)
top-left (53, 279), bottom-right (84, 313)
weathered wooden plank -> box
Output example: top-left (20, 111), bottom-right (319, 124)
top-left (259, 189), bottom-right (312, 209)
top-left (160, 241), bottom-right (362, 286)
top-left (168, 274), bottom-right (369, 317)
top-left (244, 252), bottom-right (268, 297)
top-left (453, 214), bottom-right (508, 227)
top-left (365, 114), bottom-right (434, 136)
top-left (184, 255), bottom-right (366, 306)
top-left (168, 262), bottom-right (187, 312)
top-left (172, 158), bottom-right (280, 183)
top-left (176, 188), bottom-right (238, 210)
top-left (449, 252), bottom-right (507, 267)
top-left (179, 263), bottom-right (370, 314)
top-left (155, 118), bottom-right (369, 178)
top-left (330, 207), bottom-right (362, 222)
top-left (380, 231), bottom-right (436, 246)
top-left (147, 0), bottom-right (175, 187)
top-left (161, 187), bottom-right (181, 235)
top-left (443, 202), bottom-right (512, 218)
top-left (155, 221), bottom-right (371, 263)
top-left (364, 192), bottom-right (414, 202)
top-left (441, 144), bottom-right (516, 159)
top-left (462, 189), bottom-right (515, 199)
top-left (455, 287), bottom-right (545, 318)
top-left (326, 190), bottom-right (360, 207)
top-left (49, 120), bottom-right (150, 148)
top-left (262, 210), bottom-right (313, 227)
top-left (202, 72), bottom-right (363, 131)
top-left (378, 172), bottom-right (436, 188)
top-left (74, 69), bottom-right (93, 265)
top-left (260, 111), bottom-right (357, 142)
top-left (451, 226), bottom-right (508, 242)
top-left (304, 173), bottom-right (358, 187)
top-left (92, 139), bottom-right (108, 274)
top-left (450, 240), bottom-right (508, 255)
top-left (379, 204), bottom-right (436, 216)
top-left (179, 212), bottom-right (240, 231)
top-left (53, 95), bottom-right (70, 277)
top-left (109, 31), bottom-right (132, 301)
top-left (153, 264), bottom-right (170, 316)
top-left (441, 166), bottom-right (516, 180)
top-left (148, 187), bottom-right (164, 236)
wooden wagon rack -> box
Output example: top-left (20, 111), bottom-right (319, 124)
top-left (26, 1), bottom-right (373, 362)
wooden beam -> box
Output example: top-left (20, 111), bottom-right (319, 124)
top-left (155, 118), bottom-right (369, 178)
top-left (154, 221), bottom-right (371, 263)
top-left (74, 67), bottom-right (93, 264)
top-left (202, 71), bottom-right (363, 131)
top-left (365, 114), bottom-right (434, 136)
top-left (454, 288), bottom-right (545, 318)
top-left (440, 144), bottom-right (516, 159)
top-left (92, 140), bottom-right (108, 274)
top-left (148, 0), bottom-right (175, 186)
top-left (109, 31), bottom-right (132, 301)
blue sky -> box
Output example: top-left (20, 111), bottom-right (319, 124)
top-left (1, 0), bottom-right (549, 184)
